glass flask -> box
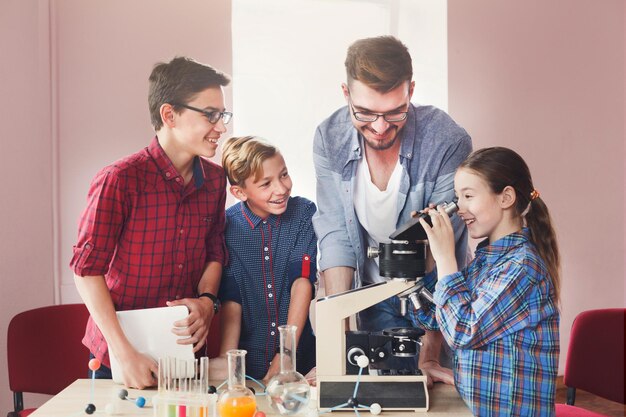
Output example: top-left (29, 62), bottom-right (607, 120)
top-left (266, 325), bottom-right (311, 415)
top-left (217, 350), bottom-right (257, 417)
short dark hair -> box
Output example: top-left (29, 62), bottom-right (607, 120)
top-left (345, 36), bottom-right (412, 93)
top-left (148, 57), bottom-right (230, 130)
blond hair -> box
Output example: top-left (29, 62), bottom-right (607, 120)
top-left (221, 136), bottom-right (279, 186)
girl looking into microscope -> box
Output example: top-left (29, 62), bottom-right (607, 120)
top-left (416, 147), bottom-right (560, 416)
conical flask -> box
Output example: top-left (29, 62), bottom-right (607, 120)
top-left (266, 325), bottom-right (310, 415)
top-left (217, 350), bottom-right (256, 417)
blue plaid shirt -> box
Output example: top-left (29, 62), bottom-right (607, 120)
top-left (219, 197), bottom-right (317, 379)
top-left (416, 229), bottom-right (559, 416)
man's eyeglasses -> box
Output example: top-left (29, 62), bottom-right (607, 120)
top-left (175, 103), bottom-right (233, 124)
top-left (349, 100), bottom-right (408, 123)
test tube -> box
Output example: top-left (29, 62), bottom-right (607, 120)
top-left (199, 357), bottom-right (209, 394)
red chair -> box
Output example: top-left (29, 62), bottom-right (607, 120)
top-left (6, 304), bottom-right (90, 417)
top-left (556, 308), bottom-right (625, 417)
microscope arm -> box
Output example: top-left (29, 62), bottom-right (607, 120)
top-left (315, 279), bottom-right (417, 377)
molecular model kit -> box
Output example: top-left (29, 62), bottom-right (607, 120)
top-left (81, 351), bottom-right (382, 417)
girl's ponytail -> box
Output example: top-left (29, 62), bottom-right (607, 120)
top-left (525, 196), bottom-right (561, 302)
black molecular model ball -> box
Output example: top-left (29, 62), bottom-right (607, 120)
top-left (85, 403), bottom-right (96, 414)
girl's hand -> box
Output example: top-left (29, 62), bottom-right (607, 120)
top-left (418, 205), bottom-right (458, 277)
top-left (420, 360), bottom-right (455, 387)
top-left (410, 203), bottom-right (436, 218)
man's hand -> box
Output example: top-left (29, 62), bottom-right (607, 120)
top-left (420, 360), bottom-right (454, 388)
top-left (73, 274), bottom-right (159, 388)
top-left (118, 349), bottom-right (158, 389)
top-left (167, 297), bottom-right (215, 352)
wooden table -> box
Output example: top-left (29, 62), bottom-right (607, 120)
top-left (30, 379), bottom-right (471, 416)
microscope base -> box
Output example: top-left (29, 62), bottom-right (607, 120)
top-left (318, 375), bottom-right (428, 412)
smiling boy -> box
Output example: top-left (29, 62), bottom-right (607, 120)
top-left (211, 136), bottom-right (317, 381)
top-left (71, 57), bottom-right (230, 388)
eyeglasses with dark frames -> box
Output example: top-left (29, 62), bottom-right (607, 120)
top-left (174, 103), bottom-right (233, 124)
top-left (348, 97), bottom-right (409, 123)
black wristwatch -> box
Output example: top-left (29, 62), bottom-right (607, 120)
top-left (198, 292), bottom-right (221, 313)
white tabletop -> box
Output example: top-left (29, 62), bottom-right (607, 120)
top-left (29, 379), bottom-right (471, 416)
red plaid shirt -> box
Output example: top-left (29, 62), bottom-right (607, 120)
top-left (70, 137), bottom-right (227, 366)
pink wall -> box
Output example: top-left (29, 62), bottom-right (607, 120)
top-left (448, 0), bottom-right (625, 373)
top-left (0, 0), bottom-right (55, 411)
top-left (1, 0), bottom-right (623, 412)
top-left (0, 0), bottom-right (232, 412)
top-left (55, 0), bottom-right (233, 303)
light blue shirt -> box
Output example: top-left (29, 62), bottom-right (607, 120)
top-left (312, 104), bottom-right (472, 287)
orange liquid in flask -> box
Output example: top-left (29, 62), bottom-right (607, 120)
top-left (218, 396), bottom-right (256, 417)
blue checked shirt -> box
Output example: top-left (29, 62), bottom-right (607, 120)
top-left (416, 229), bottom-right (559, 416)
top-left (219, 197), bottom-right (317, 379)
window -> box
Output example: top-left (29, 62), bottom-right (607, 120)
top-left (232, 0), bottom-right (447, 201)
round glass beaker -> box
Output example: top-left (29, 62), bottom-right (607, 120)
top-left (217, 350), bottom-right (256, 417)
top-left (266, 325), bottom-right (310, 415)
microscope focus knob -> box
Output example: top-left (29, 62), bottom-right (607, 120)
top-left (371, 346), bottom-right (387, 362)
top-left (367, 246), bottom-right (380, 258)
top-left (347, 347), bottom-right (367, 367)
top-left (356, 355), bottom-right (370, 369)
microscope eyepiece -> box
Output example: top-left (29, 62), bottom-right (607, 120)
top-left (442, 199), bottom-right (459, 216)
top-left (369, 201), bottom-right (459, 279)
top-left (417, 200), bottom-right (459, 227)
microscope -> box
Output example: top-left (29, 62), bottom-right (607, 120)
top-left (316, 201), bottom-right (459, 412)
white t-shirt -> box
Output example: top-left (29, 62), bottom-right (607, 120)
top-left (353, 154), bottom-right (402, 283)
